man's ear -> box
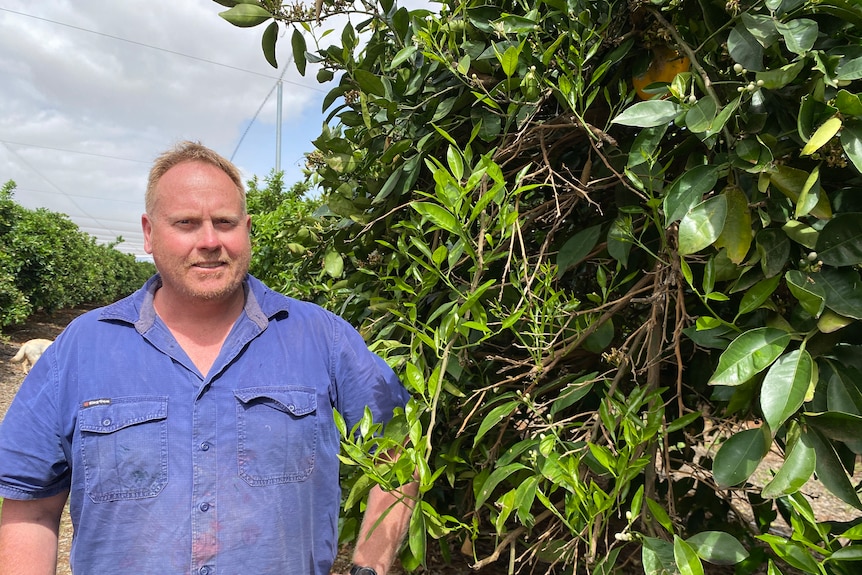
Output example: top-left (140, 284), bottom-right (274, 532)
top-left (142, 214), bottom-right (154, 254)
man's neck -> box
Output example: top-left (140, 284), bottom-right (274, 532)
top-left (153, 288), bottom-right (246, 375)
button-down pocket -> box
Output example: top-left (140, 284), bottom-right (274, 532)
top-left (235, 386), bottom-right (317, 485)
top-left (78, 397), bottom-right (168, 502)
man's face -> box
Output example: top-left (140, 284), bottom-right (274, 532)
top-left (142, 161), bottom-right (251, 305)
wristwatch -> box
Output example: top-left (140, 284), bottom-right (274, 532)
top-left (349, 566), bottom-right (378, 575)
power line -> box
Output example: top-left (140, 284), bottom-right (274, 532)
top-left (2, 142), bottom-right (127, 242)
top-left (0, 139), bottom-right (151, 164)
top-left (0, 7), bottom-right (326, 93)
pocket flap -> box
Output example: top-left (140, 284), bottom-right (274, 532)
top-left (234, 386), bottom-right (316, 416)
top-left (79, 397), bottom-right (168, 434)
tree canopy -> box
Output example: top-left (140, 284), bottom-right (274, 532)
top-left (220, 0), bottom-right (862, 572)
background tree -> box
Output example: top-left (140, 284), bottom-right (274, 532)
top-left (0, 181), bottom-right (154, 329)
top-left (219, 0), bottom-right (862, 572)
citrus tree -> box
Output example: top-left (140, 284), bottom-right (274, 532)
top-left (217, 0), bottom-right (862, 572)
top-left (0, 181), bottom-right (154, 328)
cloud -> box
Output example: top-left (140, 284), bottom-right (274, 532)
top-left (0, 0), bottom-right (327, 255)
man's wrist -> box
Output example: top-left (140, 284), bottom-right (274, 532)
top-left (349, 566), bottom-right (378, 575)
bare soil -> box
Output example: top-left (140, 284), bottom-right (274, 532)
top-left (2, 307), bottom-right (860, 574)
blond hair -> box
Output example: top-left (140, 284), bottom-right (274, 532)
top-left (145, 141), bottom-right (245, 215)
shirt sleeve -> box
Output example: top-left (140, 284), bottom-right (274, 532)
top-left (0, 347), bottom-right (70, 499)
top-left (332, 316), bottom-right (410, 433)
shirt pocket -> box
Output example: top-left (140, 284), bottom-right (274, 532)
top-left (234, 386), bottom-right (317, 486)
top-left (78, 397), bottom-right (168, 502)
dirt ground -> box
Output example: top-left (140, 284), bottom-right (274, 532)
top-left (1, 307), bottom-right (860, 574)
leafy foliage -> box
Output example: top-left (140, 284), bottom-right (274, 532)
top-left (219, 0), bottom-right (862, 572)
top-left (0, 181), bottom-right (155, 329)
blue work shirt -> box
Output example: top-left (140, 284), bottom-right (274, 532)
top-left (0, 275), bottom-right (410, 574)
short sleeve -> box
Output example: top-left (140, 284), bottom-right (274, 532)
top-left (0, 349), bottom-right (70, 499)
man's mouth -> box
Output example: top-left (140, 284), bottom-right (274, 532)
top-left (193, 261), bottom-right (225, 269)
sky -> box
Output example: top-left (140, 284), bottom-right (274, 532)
top-left (0, 1), bottom-right (344, 257)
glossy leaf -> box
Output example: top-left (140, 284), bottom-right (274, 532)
top-left (709, 328), bottom-right (791, 387)
top-left (761, 433), bottom-right (815, 498)
top-left (686, 531), bottom-right (749, 565)
top-left (785, 270), bottom-right (825, 317)
top-left (411, 202), bottom-right (462, 236)
top-left (842, 120), bottom-right (862, 171)
top-left (261, 21), bottom-right (278, 68)
top-left (737, 275), bottom-right (781, 318)
top-left (816, 213), bottom-right (862, 266)
top-left (757, 535), bottom-right (821, 573)
top-left (473, 400), bottom-right (519, 447)
top-left (663, 165), bottom-right (721, 224)
top-left (803, 428), bottom-right (862, 509)
top-left (810, 268), bottom-right (862, 319)
top-left (714, 187), bottom-right (752, 264)
top-left (713, 427), bottom-right (769, 487)
top-left (775, 19), bottom-right (818, 55)
top-left (804, 411), bottom-right (862, 444)
top-left (678, 195), bottom-right (727, 255)
top-left (611, 100), bottom-right (682, 128)
top-left (674, 535), bottom-right (705, 575)
top-left (761, 349), bottom-right (813, 431)
top-left (769, 165), bottom-right (832, 219)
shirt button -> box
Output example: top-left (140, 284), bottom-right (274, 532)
top-left (101, 419), bottom-right (112, 426)
top-left (199, 502), bottom-right (211, 512)
top-left (200, 442), bottom-right (210, 451)
top-left (199, 567), bottom-right (212, 575)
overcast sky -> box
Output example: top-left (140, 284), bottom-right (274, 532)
top-left (0, 1), bottom-right (341, 256)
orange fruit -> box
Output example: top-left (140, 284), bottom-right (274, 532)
top-left (632, 45), bottom-right (691, 100)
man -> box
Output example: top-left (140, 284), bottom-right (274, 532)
top-left (0, 141), bottom-right (415, 575)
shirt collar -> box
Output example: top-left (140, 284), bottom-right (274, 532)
top-left (98, 274), bottom-right (290, 334)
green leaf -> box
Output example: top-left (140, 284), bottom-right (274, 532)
top-left (713, 427), bottom-right (769, 487)
top-left (678, 195), bottom-right (727, 255)
top-left (475, 463), bottom-right (528, 508)
top-left (714, 187), bottom-right (752, 264)
top-left (686, 531), bottom-right (749, 565)
top-left (810, 268), bottom-right (862, 319)
top-left (835, 90), bottom-right (862, 116)
top-left (785, 270), bottom-right (826, 317)
top-left (840, 121), bottom-right (862, 173)
top-left (837, 56), bottom-right (862, 81)
top-left (782, 220), bottom-right (818, 250)
top-left (674, 535), bottom-right (705, 575)
top-left (803, 428), bottom-right (862, 509)
top-left (291, 29), bottom-right (307, 76)
top-left (761, 350), bottom-right (813, 431)
top-left (323, 249), bottom-right (344, 278)
top-left (769, 165), bottom-right (832, 219)
top-left (685, 98), bottom-right (717, 134)
top-left (354, 69), bottom-right (386, 97)
top-left (646, 497), bottom-right (674, 534)
top-left (756, 61), bottom-right (805, 90)
top-left (411, 202), bottom-right (462, 236)
top-left (664, 165), bottom-right (721, 224)
top-left (709, 328), bottom-right (791, 387)
top-left (474, 400), bottom-right (519, 447)
top-left (728, 23), bottom-right (763, 71)
top-left (756, 228), bottom-right (790, 278)
top-left (737, 274), bottom-right (781, 317)
top-left (761, 432), bottom-right (815, 498)
top-left (775, 18), bottom-right (818, 55)
top-left (261, 21), bottom-right (278, 68)
top-left (611, 100), bottom-right (682, 128)
top-left (643, 537), bottom-right (676, 574)
top-left (218, 3), bottom-right (272, 27)
top-left (805, 411), bottom-right (862, 444)
top-left (816, 213), bottom-right (862, 266)
top-left (557, 224), bottom-right (602, 277)
top-left (757, 535), bottom-right (821, 573)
